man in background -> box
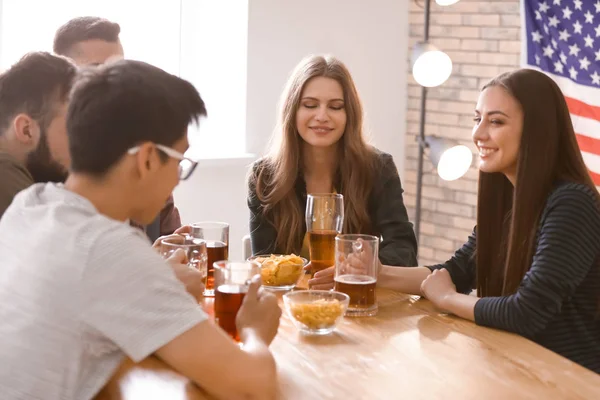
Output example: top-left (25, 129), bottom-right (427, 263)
top-left (53, 16), bottom-right (181, 241)
top-left (0, 52), bottom-right (76, 218)
top-left (53, 16), bottom-right (124, 66)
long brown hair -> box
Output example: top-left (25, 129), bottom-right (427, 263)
top-left (249, 55), bottom-right (377, 253)
top-left (476, 68), bottom-right (600, 297)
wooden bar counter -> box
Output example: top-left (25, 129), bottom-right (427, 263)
top-left (96, 286), bottom-right (600, 399)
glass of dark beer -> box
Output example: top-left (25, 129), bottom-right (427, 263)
top-left (213, 261), bottom-right (259, 342)
top-left (305, 194), bottom-right (344, 277)
top-left (160, 236), bottom-right (208, 281)
top-left (191, 222), bottom-right (229, 297)
top-left (333, 234), bottom-right (379, 317)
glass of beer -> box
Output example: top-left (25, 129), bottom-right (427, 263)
top-left (160, 236), bottom-right (208, 280)
top-left (334, 234), bottom-right (379, 317)
top-left (213, 260), bottom-right (259, 342)
top-left (191, 222), bottom-right (229, 297)
top-left (305, 193), bottom-right (344, 277)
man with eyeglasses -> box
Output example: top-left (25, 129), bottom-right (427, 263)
top-left (0, 60), bottom-right (281, 400)
top-left (127, 143), bottom-right (198, 181)
top-left (53, 16), bottom-right (182, 242)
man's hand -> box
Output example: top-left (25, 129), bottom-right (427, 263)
top-left (237, 276), bottom-right (282, 345)
top-left (166, 248), bottom-right (205, 302)
top-left (152, 225), bottom-right (192, 251)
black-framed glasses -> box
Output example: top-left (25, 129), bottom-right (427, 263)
top-left (127, 143), bottom-right (199, 180)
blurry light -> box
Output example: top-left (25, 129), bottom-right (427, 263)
top-left (411, 42), bottom-right (453, 87)
top-left (426, 136), bottom-right (473, 181)
top-left (435, 0), bottom-right (461, 5)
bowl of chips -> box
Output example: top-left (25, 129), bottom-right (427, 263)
top-left (247, 254), bottom-right (308, 290)
top-left (283, 290), bottom-right (349, 335)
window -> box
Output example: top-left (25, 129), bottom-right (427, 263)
top-left (0, 0), bottom-right (248, 158)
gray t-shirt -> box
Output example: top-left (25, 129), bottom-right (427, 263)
top-left (0, 183), bottom-right (207, 400)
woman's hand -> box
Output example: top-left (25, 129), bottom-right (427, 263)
top-left (420, 268), bottom-right (457, 312)
top-left (307, 266), bottom-right (335, 290)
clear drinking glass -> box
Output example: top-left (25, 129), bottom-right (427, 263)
top-left (213, 260), bottom-right (259, 342)
top-left (305, 193), bottom-right (344, 277)
top-left (160, 236), bottom-right (208, 281)
top-left (334, 234), bottom-right (379, 317)
top-left (191, 222), bottom-right (229, 297)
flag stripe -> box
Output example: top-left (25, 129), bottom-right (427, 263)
top-left (565, 97), bottom-right (600, 122)
top-left (581, 153), bottom-right (600, 185)
top-left (570, 115), bottom-right (600, 140)
top-left (550, 73), bottom-right (600, 108)
top-left (581, 151), bottom-right (600, 173)
top-left (576, 134), bottom-right (600, 156)
top-left (590, 170), bottom-right (600, 185)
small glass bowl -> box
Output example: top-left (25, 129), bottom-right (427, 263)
top-left (283, 290), bottom-right (350, 335)
top-left (247, 254), bottom-right (308, 291)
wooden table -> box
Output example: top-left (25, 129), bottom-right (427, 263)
top-left (97, 287), bottom-right (600, 400)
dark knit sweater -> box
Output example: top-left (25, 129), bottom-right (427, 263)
top-left (430, 182), bottom-right (600, 374)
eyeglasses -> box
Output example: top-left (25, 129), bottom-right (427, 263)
top-left (127, 143), bottom-right (198, 181)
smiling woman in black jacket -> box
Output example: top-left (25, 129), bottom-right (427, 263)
top-left (247, 55), bottom-right (417, 288)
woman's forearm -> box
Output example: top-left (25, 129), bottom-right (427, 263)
top-left (378, 266), bottom-right (431, 294)
top-left (441, 292), bottom-right (477, 321)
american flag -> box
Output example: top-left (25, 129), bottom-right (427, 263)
top-left (522, 0), bottom-right (600, 185)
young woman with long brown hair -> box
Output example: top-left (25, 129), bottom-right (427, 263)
top-left (247, 55), bottom-right (418, 286)
top-left (375, 69), bottom-right (600, 373)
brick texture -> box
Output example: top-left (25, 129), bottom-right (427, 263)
top-left (405, 0), bottom-right (521, 266)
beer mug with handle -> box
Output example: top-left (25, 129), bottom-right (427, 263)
top-left (160, 235), bottom-right (208, 281)
top-left (334, 234), bottom-right (379, 317)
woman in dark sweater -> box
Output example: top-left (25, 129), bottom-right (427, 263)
top-left (247, 55), bottom-right (418, 286)
top-left (376, 69), bottom-right (600, 373)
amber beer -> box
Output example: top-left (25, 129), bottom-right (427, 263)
top-left (214, 284), bottom-right (246, 342)
top-left (206, 241), bottom-right (228, 291)
top-left (191, 222), bottom-right (229, 297)
top-left (308, 230), bottom-right (337, 275)
top-left (334, 274), bottom-right (377, 311)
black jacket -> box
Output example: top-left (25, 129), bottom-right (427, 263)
top-left (247, 150), bottom-right (418, 266)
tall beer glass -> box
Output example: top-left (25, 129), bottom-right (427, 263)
top-left (191, 222), bottom-right (229, 297)
top-left (305, 194), bottom-right (344, 276)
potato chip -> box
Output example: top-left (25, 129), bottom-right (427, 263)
top-left (289, 299), bottom-right (343, 329)
top-left (254, 254), bottom-right (305, 286)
